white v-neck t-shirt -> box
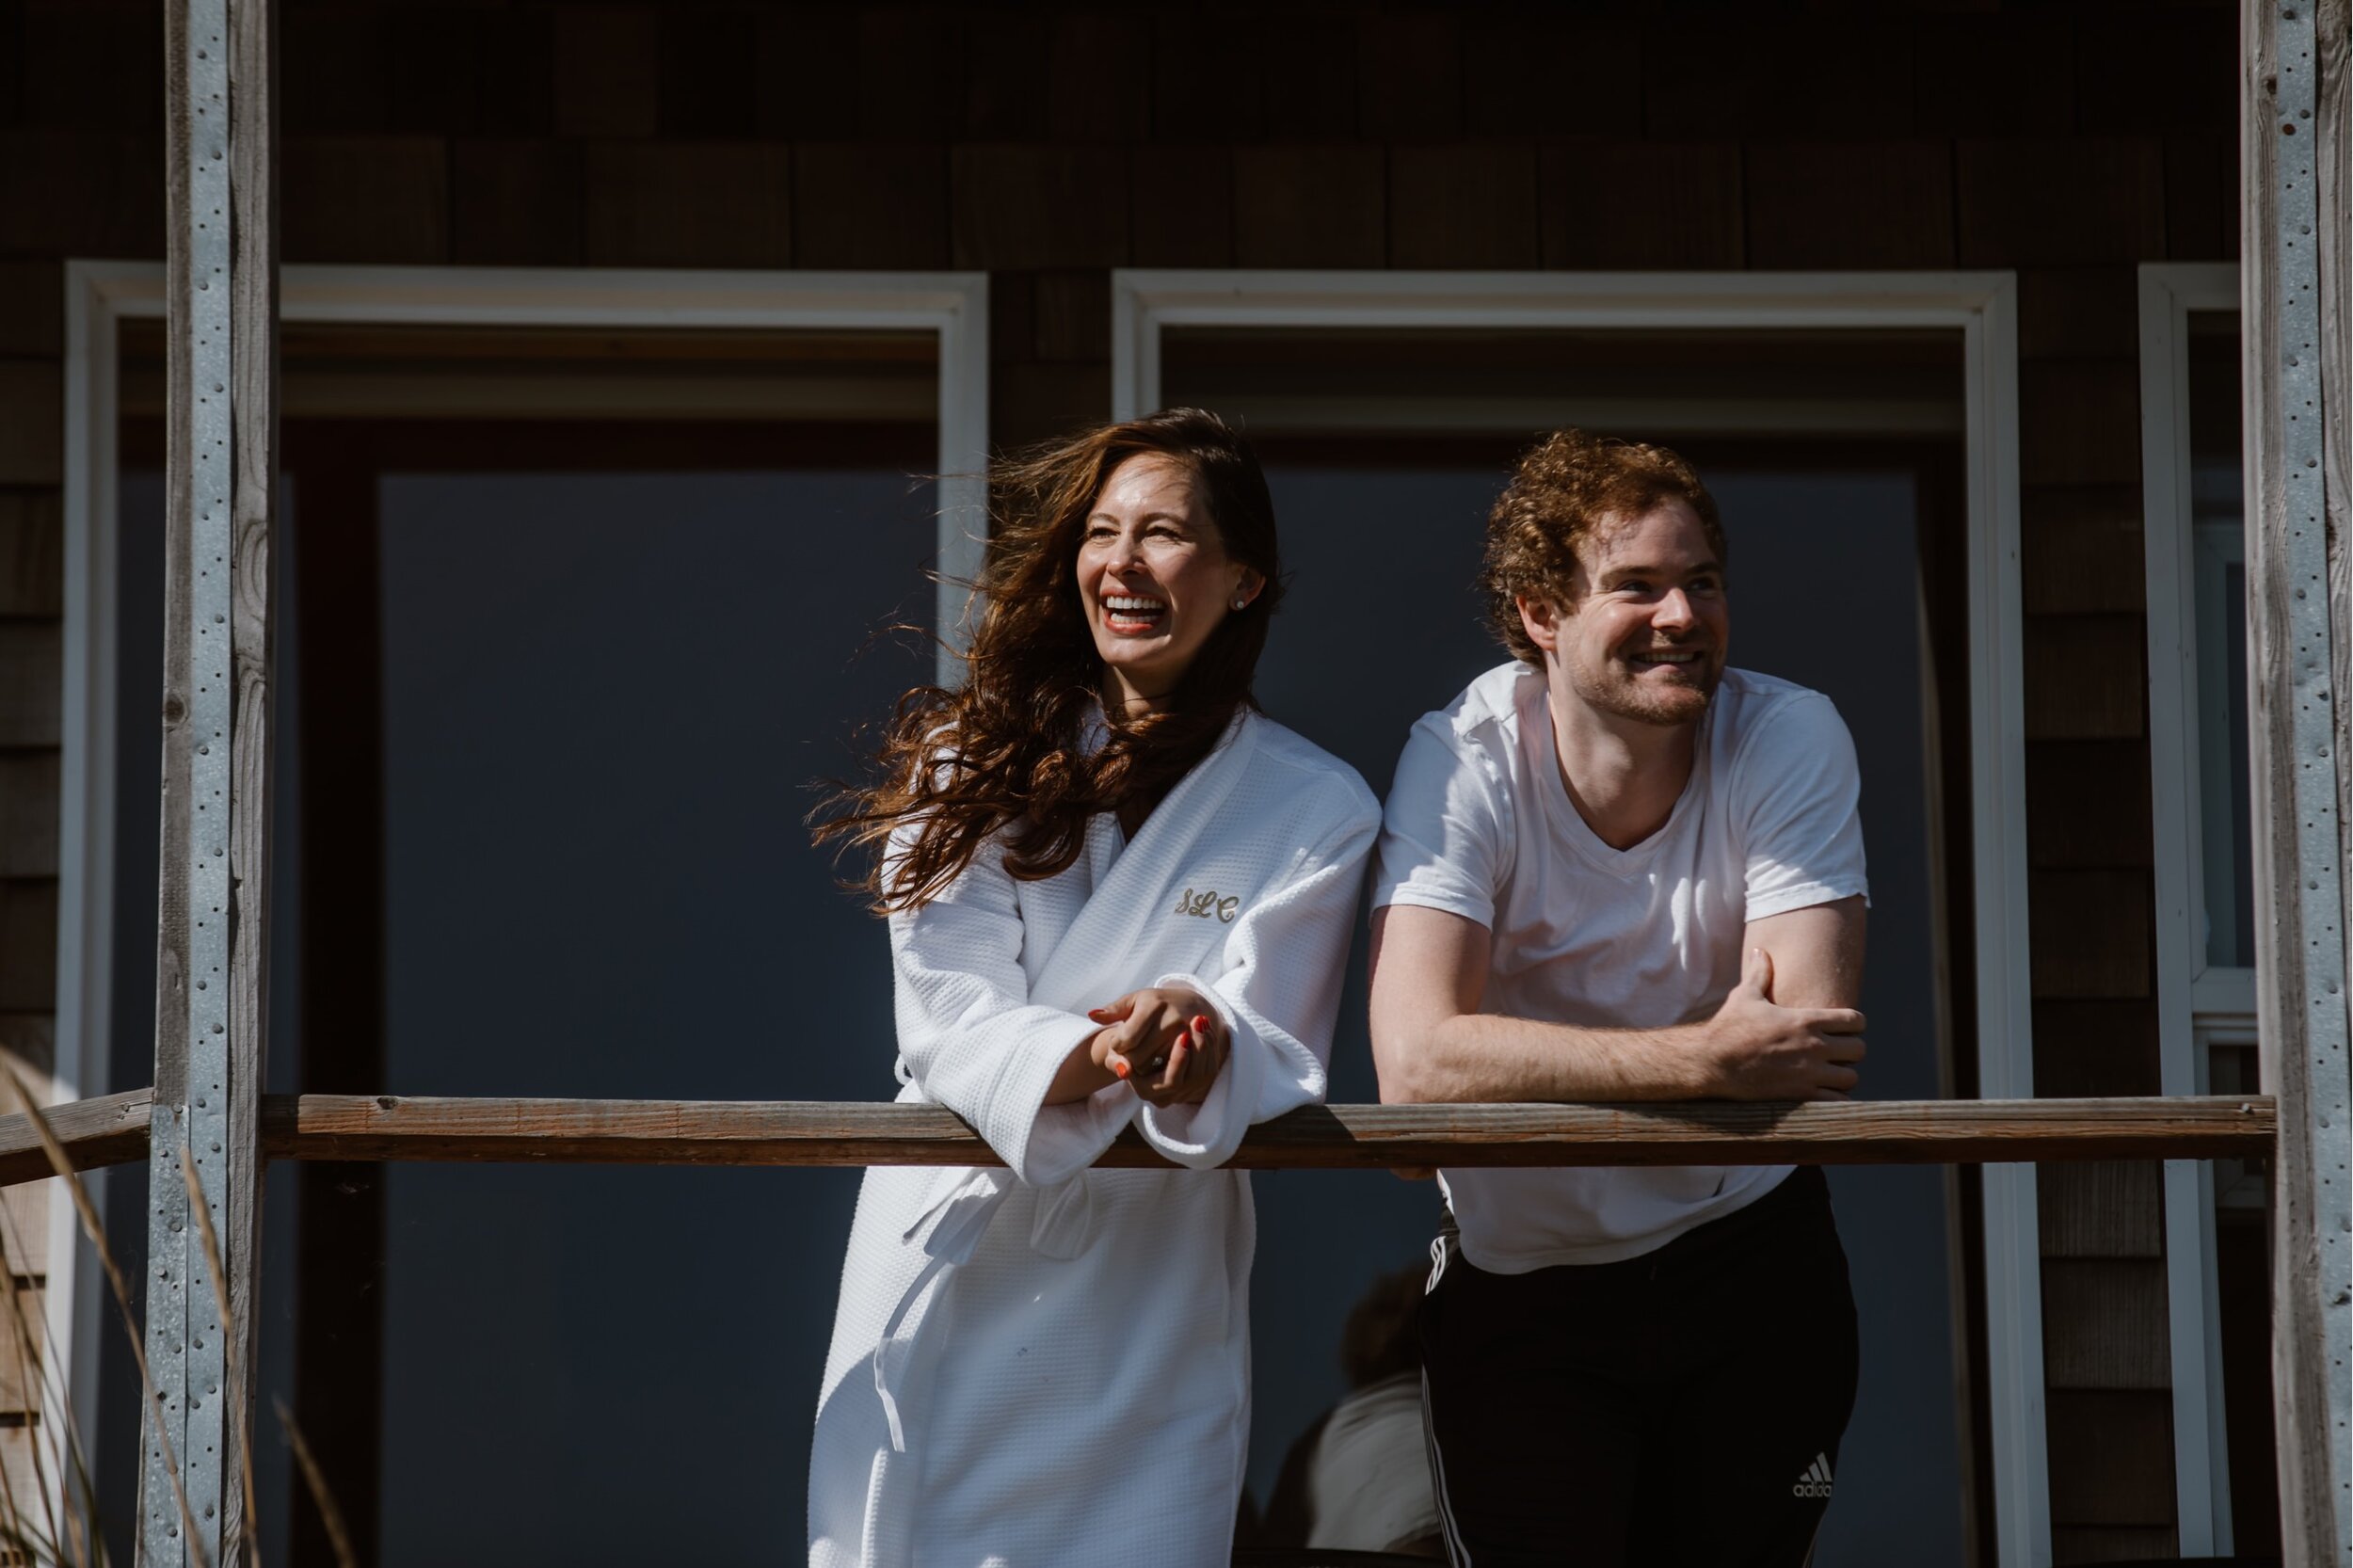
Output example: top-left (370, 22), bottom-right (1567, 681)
top-left (1373, 662), bottom-right (1869, 1270)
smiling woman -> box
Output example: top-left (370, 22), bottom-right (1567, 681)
top-left (820, 408), bottom-right (1291, 908)
top-left (1078, 454), bottom-right (1264, 716)
top-left (803, 408), bottom-right (1379, 1568)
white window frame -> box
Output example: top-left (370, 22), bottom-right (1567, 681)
top-left (1112, 267), bottom-right (2046, 1567)
top-left (2137, 259), bottom-right (2253, 1557)
top-left (54, 259), bottom-right (989, 1501)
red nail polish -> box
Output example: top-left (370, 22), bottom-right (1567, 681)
top-left (1110, 1057), bottom-right (1130, 1080)
top-left (1191, 1015), bottom-right (1211, 1033)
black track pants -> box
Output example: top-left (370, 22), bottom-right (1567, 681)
top-left (1417, 1166), bottom-right (1860, 1568)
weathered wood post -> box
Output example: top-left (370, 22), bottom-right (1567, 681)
top-left (144, 0), bottom-right (277, 1564)
top-left (2243, 1), bottom-right (2350, 1563)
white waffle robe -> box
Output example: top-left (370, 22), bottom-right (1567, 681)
top-left (808, 712), bottom-right (1378, 1568)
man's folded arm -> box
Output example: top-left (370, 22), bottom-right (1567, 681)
top-left (1368, 904), bottom-right (1706, 1104)
top-left (1368, 896), bottom-right (1869, 1106)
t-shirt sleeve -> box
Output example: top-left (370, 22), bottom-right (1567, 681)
top-left (1737, 692), bottom-right (1870, 920)
top-left (1371, 715), bottom-right (1508, 929)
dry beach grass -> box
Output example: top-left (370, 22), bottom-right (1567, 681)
top-left (0, 1069), bottom-right (355, 1568)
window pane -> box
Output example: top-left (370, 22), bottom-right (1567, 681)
top-left (2187, 313), bottom-right (2254, 968)
top-left (375, 466), bottom-right (935, 1563)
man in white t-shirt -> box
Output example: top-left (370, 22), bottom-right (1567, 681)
top-left (1369, 428), bottom-right (1869, 1567)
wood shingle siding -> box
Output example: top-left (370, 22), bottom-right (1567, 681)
top-left (1957, 138), bottom-right (2169, 268)
top-left (0, 754), bottom-right (57, 880)
top-left (0, 884), bottom-right (56, 1017)
top-left (1538, 142), bottom-right (1745, 270)
top-left (581, 141), bottom-right (792, 268)
top-left (794, 143), bottom-right (951, 270)
top-left (1128, 146), bottom-right (1234, 267)
top-left (2078, 9), bottom-right (2238, 135)
top-left (1387, 144), bottom-right (1541, 271)
top-left (1643, 15), bottom-right (1914, 139)
top-left (2028, 869), bottom-right (2156, 1000)
top-left (2034, 1000), bottom-right (2165, 1099)
top-left (2021, 487), bottom-right (2148, 615)
top-left (0, 1282), bottom-right (41, 1414)
top-left (1151, 13), bottom-right (1262, 143)
top-left (1463, 15), bottom-right (1641, 138)
top-left (2047, 1390), bottom-right (2180, 1528)
top-left (0, 130), bottom-right (166, 258)
top-left (1742, 142), bottom-right (1957, 271)
top-left (951, 145), bottom-right (1129, 270)
top-left (2018, 267), bottom-right (2142, 360)
top-left (281, 4), bottom-right (390, 134)
top-left (1233, 145), bottom-right (1385, 269)
top-left (0, 624), bottom-right (58, 751)
top-left (2018, 360), bottom-right (2145, 487)
top-left (657, 6), bottom-right (760, 141)
top-left (2038, 1160), bottom-right (2166, 1258)
top-left (1255, 14), bottom-right (1361, 141)
top-left (0, 493), bottom-right (62, 619)
top-left (2025, 742), bottom-right (2155, 870)
top-left (0, 1131), bottom-right (46, 1275)
top-left (450, 139), bottom-right (585, 266)
top-left (1355, 11), bottom-right (1462, 141)
top-left (1038, 12), bottom-right (1151, 143)
top-left (551, 6), bottom-right (661, 140)
top-left (0, 365), bottom-right (59, 488)
top-left (280, 136), bottom-right (451, 264)
top-left (1032, 271), bottom-right (1112, 365)
top-left (2161, 134), bottom-right (2236, 262)
top-left (958, 11), bottom-right (1053, 142)
top-left (0, 262), bottom-right (61, 360)
top-left (2043, 1258), bottom-right (2176, 1390)
top-left (382, 8), bottom-right (557, 138)
top-left (2024, 616), bottom-right (2148, 740)
top-left (852, 8), bottom-right (966, 141)
top-left (1914, 13), bottom-right (2074, 137)
top-left (19, 0), bottom-right (159, 132)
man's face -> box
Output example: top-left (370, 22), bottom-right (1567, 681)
top-left (1520, 498), bottom-right (1729, 728)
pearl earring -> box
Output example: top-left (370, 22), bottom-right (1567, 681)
top-left (1231, 594), bottom-right (1250, 611)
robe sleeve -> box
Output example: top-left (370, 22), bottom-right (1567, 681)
top-left (1136, 786), bottom-right (1381, 1168)
top-left (887, 835), bottom-right (1128, 1188)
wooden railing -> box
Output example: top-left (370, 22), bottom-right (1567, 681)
top-left (0, 1088), bottom-right (2278, 1189)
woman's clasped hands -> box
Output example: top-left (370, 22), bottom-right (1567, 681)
top-left (1086, 987), bottom-right (1228, 1107)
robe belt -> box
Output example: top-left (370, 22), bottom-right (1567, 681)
top-left (871, 1164), bottom-right (1100, 1453)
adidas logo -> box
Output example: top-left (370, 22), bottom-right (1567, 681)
top-left (1791, 1453), bottom-right (1835, 1499)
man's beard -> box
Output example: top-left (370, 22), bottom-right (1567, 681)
top-left (1567, 648), bottom-right (1720, 727)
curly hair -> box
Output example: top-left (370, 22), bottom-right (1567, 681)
top-left (815, 408), bottom-right (1284, 913)
top-left (1481, 428), bottom-right (1725, 663)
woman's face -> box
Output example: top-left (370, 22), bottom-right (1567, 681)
top-left (1075, 453), bottom-right (1259, 712)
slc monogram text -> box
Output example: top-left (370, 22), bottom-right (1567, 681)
top-left (1174, 888), bottom-right (1240, 923)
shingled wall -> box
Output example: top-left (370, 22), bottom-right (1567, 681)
top-left (0, 2), bottom-right (2243, 1560)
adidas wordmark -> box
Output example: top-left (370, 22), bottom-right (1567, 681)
top-left (1791, 1454), bottom-right (1835, 1500)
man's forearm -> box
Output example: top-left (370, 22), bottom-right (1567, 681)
top-left (1368, 901), bottom-right (1869, 1105)
top-left (1385, 1010), bottom-right (1708, 1104)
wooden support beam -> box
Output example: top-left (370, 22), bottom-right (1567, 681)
top-left (0, 1089), bottom-right (151, 1185)
top-left (0, 1093), bottom-right (2281, 1186)
top-left (150, 1), bottom-right (276, 1565)
top-left (2244, 2), bottom-right (2352, 1562)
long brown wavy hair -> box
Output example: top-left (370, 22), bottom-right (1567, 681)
top-left (817, 408), bottom-right (1285, 913)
